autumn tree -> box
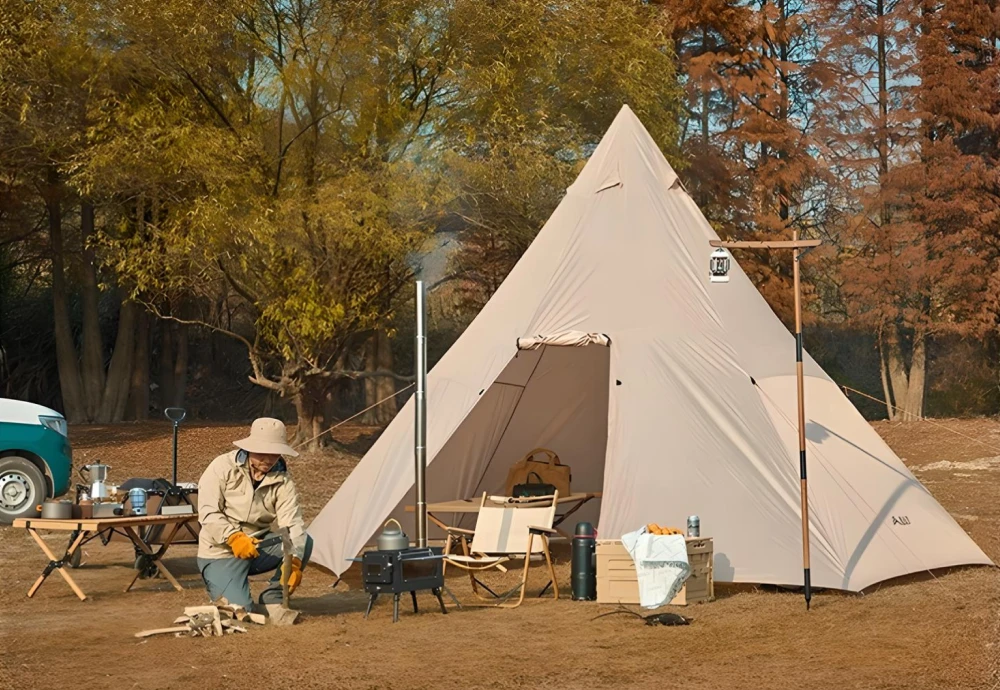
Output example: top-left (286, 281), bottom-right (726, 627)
top-left (440, 0), bottom-right (683, 308)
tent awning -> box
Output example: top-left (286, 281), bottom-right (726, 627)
top-left (516, 331), bottom-right (611, 350)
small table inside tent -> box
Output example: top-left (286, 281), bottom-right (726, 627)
top-left (406, 492), bottom-right (601, 541)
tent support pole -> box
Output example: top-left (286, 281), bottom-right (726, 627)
top-left (711, 233), bottom-right (819, 610)
top-left (793, 228), bottom-right (812, 610)
top-left (414, 280), bottom-right (428, 548)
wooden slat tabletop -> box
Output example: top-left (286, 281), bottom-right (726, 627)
top-left (13, 513), bottom-right (198, 532)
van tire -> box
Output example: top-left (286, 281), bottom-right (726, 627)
top-left (0, 456), bottom-right (47, 525)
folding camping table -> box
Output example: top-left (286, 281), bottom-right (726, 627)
top-left (406, 492), bottom-right (601, 541)
top-left (13, 514), bottom-right (198, 601)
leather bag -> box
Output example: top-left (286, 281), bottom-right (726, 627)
top-left (504, 448), bottom-right (571, 497)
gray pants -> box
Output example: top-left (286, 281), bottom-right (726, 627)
top-left (198, 534), bottom-right (313, 609)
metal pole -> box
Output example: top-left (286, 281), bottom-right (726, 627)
top-left (172, 422), bottom-right (179, 486)
top-left (414, 280), bottom-right (428, 548)
top-left (793, 228), bottom-right (812, 610)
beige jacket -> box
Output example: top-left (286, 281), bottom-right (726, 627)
top-left (197, 450), bottom-right (308, 560)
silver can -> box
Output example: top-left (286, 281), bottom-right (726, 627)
top-left (129, 487), bottom-right (147, 516)
top-left (686, 515), bottom-right (700, 538)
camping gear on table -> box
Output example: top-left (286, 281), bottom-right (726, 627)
top-left (93, 502), bottom-right (124, 518)
top-left (511, 471), bottom-right (556, 498)
top-left (128, 488), bottom-right (148, 516)
top-left (376, 518), bottom-right (410, 551)
top-left (504, 448), bottom-right (571, 498)
top-left (597, 537), bottom-right (714, 606)
top-left (308, 106), bottom-right (993, 594)
top-left (79, 462), bottom-right (112, 501)
top-left (572, 521), bottom-right (597, 601)
top-left (39, 500), bottom-right (73, 519)
top-left (440, 492), bottom-right (560, 608)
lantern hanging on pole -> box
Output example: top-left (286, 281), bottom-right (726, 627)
top-left (709, 247), bottom-right (731, 283)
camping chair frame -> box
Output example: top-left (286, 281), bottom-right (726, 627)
top-left (441, 492), bottom-right (560, 608)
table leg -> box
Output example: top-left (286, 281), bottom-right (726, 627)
top-left (26, 529), bottom-right (88, 601)
top-left (123, 525), bottom-right (183, 592)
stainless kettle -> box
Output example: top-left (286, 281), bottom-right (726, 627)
top-left (376, 518), bottom-right (410, 551)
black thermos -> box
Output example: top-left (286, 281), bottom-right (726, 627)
top-left (571, 521), bottom-right (597, 600)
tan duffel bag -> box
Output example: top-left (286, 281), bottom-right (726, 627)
top-left (504, 448), bottom-right (571, 497)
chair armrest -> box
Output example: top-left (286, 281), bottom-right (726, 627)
top-left (443, 526), bottom-right (475, 535)
top-left (527, 525), bottom-right (557, 535)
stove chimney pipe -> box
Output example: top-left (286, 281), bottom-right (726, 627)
top-left (414, 280), bottom-right (428, 548)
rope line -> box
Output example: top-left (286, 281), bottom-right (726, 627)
top-left (841, 384), bottom-right (1000, 457)
top-left (292, 383), bottom-right (416, 450)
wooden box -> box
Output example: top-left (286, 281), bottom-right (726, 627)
top-left (596, 537), bottom-right (714, 606)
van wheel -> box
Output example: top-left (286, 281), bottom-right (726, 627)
top-left (0, 457), bottom-right (46, 525)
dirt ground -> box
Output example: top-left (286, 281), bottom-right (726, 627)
top-left (1, 418), bottom-right (998, 690)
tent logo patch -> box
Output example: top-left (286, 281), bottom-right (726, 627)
top-left (892, 516), bottom-right (911, 526)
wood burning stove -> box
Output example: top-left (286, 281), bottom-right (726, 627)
top-left (359, 546), bottom-right (448, 623)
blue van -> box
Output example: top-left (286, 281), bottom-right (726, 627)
top-left (0, 398), bottom-right (72, 523)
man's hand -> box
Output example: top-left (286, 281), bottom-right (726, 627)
top-left (227, 531), bottom-right (260, 560)
top-left (281, 557), bottom-right (303, 593)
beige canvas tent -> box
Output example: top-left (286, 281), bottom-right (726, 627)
top-left (308, 105), bottom-right (991, 591)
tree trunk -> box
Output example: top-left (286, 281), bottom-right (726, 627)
top-left (904, 327), bottom-right (927, 420)
top-left (159, 319), bottom-right (175, 407)
top-left (292, 378), bottom-right (325, 451)
top-left (362, 330), bottom-right (397, 425)
top-left (79, 200), bottom-right (105, 421)
top-left (46, 168), bottom-right (86, 423)
top-left (129, 309), bottom-right (151, 420)
top-left (172, 323), bottom-right (189, 408)
top-left (96, 298), bottom-right (137, 423)
top-left (877, 330), bottom-right (895, 420)
top-left (883, 325), bottom-right (910, 419)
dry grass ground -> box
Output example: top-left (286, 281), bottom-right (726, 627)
top-left (1, 419), bottom-right (998, 689)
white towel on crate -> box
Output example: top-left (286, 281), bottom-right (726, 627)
top-left (621, 528), bottom-right (691, 609)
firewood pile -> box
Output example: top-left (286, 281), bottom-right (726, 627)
top-left (135, 603), bottom-right (267, 639)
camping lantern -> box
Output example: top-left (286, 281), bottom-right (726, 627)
top-left (710, 247), bottom-right (731, 283)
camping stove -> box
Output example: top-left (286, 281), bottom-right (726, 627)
top-left (360, 546), bottom-right (448, 623)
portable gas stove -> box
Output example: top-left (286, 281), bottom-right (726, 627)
top-left (355, 546), bottom-right (449, 623)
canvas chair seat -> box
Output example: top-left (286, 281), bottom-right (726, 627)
top-left (441, 492), bottom-right (560, 607)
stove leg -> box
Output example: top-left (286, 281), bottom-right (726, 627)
top-left (411, 590), bottom-right (419, 613)
top-left (364, 593), bottom-right (378, 619)
top-left (433, 587), bottom-right (448, 614)
top-left (392, 593), bottom-right (400, 623)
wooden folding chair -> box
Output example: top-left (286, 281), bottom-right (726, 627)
top-left (441, 491), bottom-right (560, 608)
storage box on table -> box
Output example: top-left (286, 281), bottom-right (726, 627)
top-left (596, 537), bottom-right (714, 606)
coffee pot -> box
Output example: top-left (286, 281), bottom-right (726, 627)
top-left (79, 463), bottom-right (112, 501)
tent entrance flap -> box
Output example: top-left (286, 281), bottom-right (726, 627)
top-left (385, 341), bottom-right (611, 534)
top-left (516, 331), bottom-right (611, 350)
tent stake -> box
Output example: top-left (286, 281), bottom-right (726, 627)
top-left (414, 280), bottom-right (428, 548)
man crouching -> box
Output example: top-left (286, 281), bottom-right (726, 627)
top-left (197, 417), bottom-right (312, 610)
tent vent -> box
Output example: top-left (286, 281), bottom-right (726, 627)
top-left (616, 380), bottom-right (622, 386)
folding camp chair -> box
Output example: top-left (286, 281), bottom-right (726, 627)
top-left (441, 491), bottom-right (560, 608)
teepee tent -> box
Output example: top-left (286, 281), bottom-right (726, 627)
top-left (308, 105), bottom-right (991, 591)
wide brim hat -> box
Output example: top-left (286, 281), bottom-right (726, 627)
top-left (233, 417), bottom-right (299, 457)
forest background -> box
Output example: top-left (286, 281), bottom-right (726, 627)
top-left (2, 0), bottom-right (999, 447)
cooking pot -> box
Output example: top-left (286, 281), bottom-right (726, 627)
top-left (39, 500), bottom-right (73, 520)
top-left (376, 518), bottom-right (409, 551)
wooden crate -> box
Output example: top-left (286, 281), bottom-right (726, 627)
top-left (596, 537), bottom-right (714, 606)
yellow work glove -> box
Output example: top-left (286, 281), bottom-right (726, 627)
top-left (227, 531), bottom-right (260, 560)
top-left (281, 557), bottom-right (303, 593)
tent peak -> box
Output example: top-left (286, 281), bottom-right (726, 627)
top-left (568, 104), bottom-right (679, 196)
